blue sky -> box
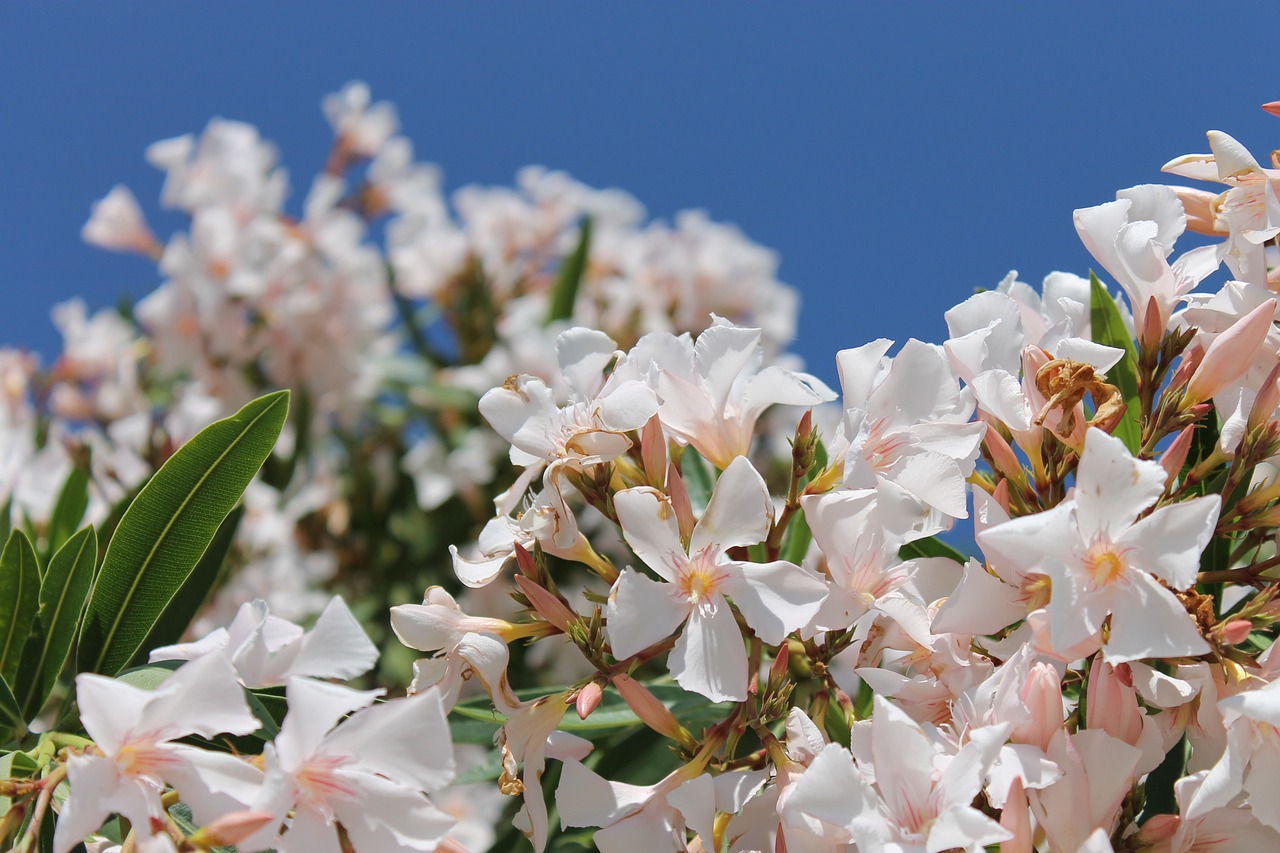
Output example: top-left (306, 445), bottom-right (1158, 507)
top-left (2, 4), bottom-right (1277, 387)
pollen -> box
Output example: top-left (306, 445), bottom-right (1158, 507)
top-left (1083, 540), bottom-right (1129, 586)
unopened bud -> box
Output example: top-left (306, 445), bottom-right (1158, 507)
top-left (1140, 295), bottom-right (1165, 351)
top-left (983, 427), bottom-right (1022, 481)
top-left (1185, 299), bottom-right (1277, 407)
top-left (666, 462), bottom-right (697, 544)
top-left (514, 543), bottom-right (539, 581)
top-left (514, 575), bottom-right (577, 634)
top-left (575, 681), bottom-right (604, 720)
top-left (614, 673), bottom-right (689, 745)
top-left (189, 810), bottom-right (275, 847)
top-left (1160, 425), bottom-right (1195, 487)
top-left (769, 644), bottom-right (791, 691)
top-left (991, 478), bottom-right (1012, 514)
top-left (1221, 619), bottom-right (1254, 645)
top-left (1172, 187), bottom-right (1220, 235)
top-left (1135, 814), bottom-right (1181, 845)
top-left (640, 416), bottom-right (668, 487)
top-left (1249, 362), bottom-right (1280, 434)
top-left (1264, 101), bottom-right (1280, 118)
top-left (1169, 347), bottom-right (1201, 394)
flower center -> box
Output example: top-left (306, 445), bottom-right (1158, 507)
top-left (295, 754), bottom-right (357, 809)
top-left (117, 739), bottom-right (177, 779)
top-left (678, 549), bottom-right (729, 605)
top-left (1083, 540), bottom-right (1129, 586)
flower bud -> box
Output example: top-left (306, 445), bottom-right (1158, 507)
top-left (1159, 425), bottom-right (1195, 487)
top-left (1140, 295), bottom-right (1165, 352)
top-left (665, 462), bottom-right (697, 544)
top-left (983, 427), bottom-right (1022, 482)
top-left (1248, 362), bottom-right (1280, 434)
top-left (1264, 101), bottom-right (1280, 118)
top-left (575, 681), bottom-right (604, 720)
top-left (1185, 299), bottom-right (1277, 407)
top-left (1086, 661), bottom-right (1144, 748)
top-left (188, 810), bottom-right (275, 847)
top-left (1013, 663), bottom-right (1064, 752)
top-left (514, 575), bottom-right (577, 634)
top-left (1220, 619), bottom-right (1254, 645)
top-left (614, 673), bottom-right (690, 746)
top-left (640, 415), bottom-right (668, 487)
top-left (1172, 187), bottom-right (1219, 235)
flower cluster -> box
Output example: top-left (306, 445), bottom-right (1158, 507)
top-left (8, 92), bottom-right (1280, 853)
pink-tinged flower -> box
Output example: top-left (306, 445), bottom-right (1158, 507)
top-left (644, 320), bottom-right (835, 469)
top-left (246, 679), bottom-right (456, 853)
top-left (978, 428), bottom-right (1218, 664)
top-left (1184, 298), bottom-right (1278, 407)
top-left (54, 654), bottom-right (263, 853)
top-left (1186, 677), bottom-right (1280, 833)
top-left (82, 185), bottom-right (158, 256)
top-left (1030, 729), bottom-right (1142, 853)
top-left (1074, 184), bottom-right (1219, 340)
top-left (1165, 131), bottom-right (1280, 285)
top-left (784, 696), bottom-right (1011, 852)
top-left (832, 337), bottom-right (985, 525)
top-left (556, 757), bottom-right (763, 853)
top-left (606, 456), bottom-right (828, 702)
top-left (1142, 770), bottom-right (1280, 852)
top-left (149, 596), bottom-right (377, 689)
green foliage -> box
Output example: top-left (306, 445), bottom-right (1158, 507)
top-left (680, 446), bottom-right (714, 514)
top-left (1089, 272), bottom-right (1142, 454)
top-left (898, 535), bottom-right (967, 563)
top-left (16, 527), bottom-right (96, 719)
top-left (0, 530), bottom-right (40, 691)
top-left (546, 217), bottom-right (593, 324)
top-left (127, 507), bottom-right (243, 670)
top-left (79, 391), bottom-right (289, 676)
top-left (45, 466), bottom-right (89, 562)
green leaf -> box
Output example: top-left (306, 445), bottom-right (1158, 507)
top-left (1140, 735), bottom-right (1188, 824)
top-left (546, 217), bottom-right (593, 324)
top-left (680, 447), bottom-right (714, 514)
top-left (451, 682), bottom-right (730, 736)
top-left (0, 676), bottom-right (24, 744)
top-left (0, 530), bottom-right (40, 689)
top-left (780, 509), bottom-right (812, 565)
top-left (45, 466), bottom-right (89, 561)
top-left (79, 391), bottom-right (289, 676)
top-left (1089, 272), bottom-right (1142, 454)
top-left (898, 535), bottom-right (967, 564)
top-left (127, 506), bottom-right (243, 669)
top-left (16, 527), bottom-right (96, 719)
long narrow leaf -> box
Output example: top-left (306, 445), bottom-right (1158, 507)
top-left (79, 391), bottom-right (289, 676)
top-left (46, 466), bottom-right (89, 561)
top-left (546, 217), bottom-right (592, 323)
top-left (0, 530), bottom-right (40, 689)
top-left (127, 506), bottom-right (243, 669)
top-left (16, 527), bottom-right (96, 718)
top-left (0, 677), bottom-right (24, 744)
top-left (898, 535), bottom-right (967, 563)
top-left (1089, 272), bottom-right (1142, 453)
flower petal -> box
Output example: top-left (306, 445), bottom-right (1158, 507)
top-left (722, 560), bottom-right (828, 645)
top-left (670, 602), bottom-right (747, 703)
top-left (606, 568), bottom-right (689, 660)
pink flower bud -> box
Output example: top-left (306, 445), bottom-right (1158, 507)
top-left (575, 681), bottom-right (604, 720)
top-left (665, 462), bottom-right (697, 543)
top-left (514, 575), bottom-right (577, 634)
top-left (640, 415), bottom-right (667, 487)
top-left (514, 543), bottom-right (539, 580)
top-left (1248, 362), bottom-right (1280, 433)
top-left (1221, 619), bottom-right (1254, 645)
top-left (1013, 663), bottom-right (1064, 752)
top-left (189, 810), bottom-right (276, 847)
top-left (614, 673), bottom-right (682, 740)
top-left (1135, 814), bottom-right (1180, 844)
top-left (1160, 425), bottom-right (1195, 487)
top-left (1185, 299), bottom-right (1277, 406)
top-left (983, 427), bottom-right (1022, 482)
top-left (991, 478), bottom-right (1012, 514)
top-left (1086, 661), bottom-right (1144, 748)
top-left (1140, 295), bottom-right (1165, 351)
top-left (1264, 101), bottom-right (1280, 118)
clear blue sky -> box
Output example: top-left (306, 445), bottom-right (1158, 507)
top-left (2, 4), bottom-right (1276, 387)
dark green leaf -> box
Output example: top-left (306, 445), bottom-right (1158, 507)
top-left (451, 682), bottom-right (729, 735)
top-left (898, 535), bottom-right (967, 564)
top-left (680, 447), bottom-right (713, 514)
top-left (79, 391), bottom-right (289, 676)
top-left (0, 530), bottom-right (40, 689)
top-left (0, 677), bottom-right (24, 744)
top-left (1089, 272), bottom-right (1142, 454)
top-left (780, 509), bottom-right (812, 565)
top-left (45, 467), bottom-right (89, 561)
top-left (1140, 735), bottom-right (1188, 824)
top-left (127, 507), bottom-right (243, 669)
top-left (16, 527), bottom-right (96, 719)
top-left (546, 217), bottom-right (592, 324)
